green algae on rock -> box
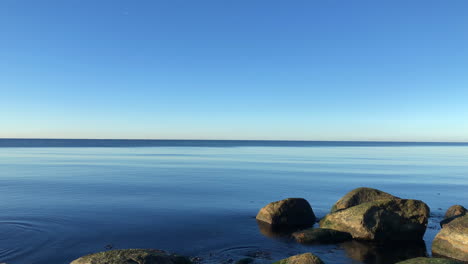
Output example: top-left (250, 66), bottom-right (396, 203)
top-left (320, 199), bottom-right (430, 241)
top-left (330, 187), bottom-right (398, 213)
top-left (256, 198), bottom-right (316, 229)
top-left (292, 228), bottom-right (352, 244)
top-left (70, 249), bottom-right (192, 264)
top-left (272, 253), bottom-right (324, 264)
top-left (432, 214), bottom-right (468, 262)
top-left (395, 257), bottom-right (463, 264)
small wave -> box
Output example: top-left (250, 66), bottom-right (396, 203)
top-left (0, 217), bottom-right (70, 263)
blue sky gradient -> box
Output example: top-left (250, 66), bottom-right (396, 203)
top-left (1, 0), bottom-right (468, 141)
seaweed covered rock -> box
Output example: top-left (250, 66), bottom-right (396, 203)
top-left (396, 257), bottom-right (462, 264)
top-left (331, 187), bottom-right (398, 213)
top-left (70, 249), bottom-right (192, 264)
top-left (320, 199), bottom-right (430, 241)
top-left (432, 215), bottom-right (468, 262)
top-left (292, 228), bottom-right (352, 244)
top-left (256, 198), bottom-right (315, 230)
top-left (441, 205), bottom-right (467, 227)
top-left (272, 253), bottom-right (324, 264)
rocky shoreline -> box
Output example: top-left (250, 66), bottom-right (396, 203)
top-left (19, 187), bottom-right (468, 264)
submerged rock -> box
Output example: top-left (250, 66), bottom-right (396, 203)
top-left (272, 253), bottom-right (324, 264)
top-left (235, 258), bottom-right (254, 264)
top-left (70, 249), bottom-right (192, 264)
top-left (440, 205), bottom-right (467, 227)
top-left (396, 257), bottom-right (463, 264)
top-left (432, 214), bottom-right (468, 262)
top-left (256, 198), bottom-right (315, 230)
top-left (331, 187), bottom-right (398, 213)
top-left (292, 228), bottom-right (352, 244)
top-left (341, 240), bottom-right (427, 264)
top-left (320, 199), bottom-right (430, 241)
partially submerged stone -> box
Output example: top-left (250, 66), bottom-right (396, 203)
top-left (331, 187), bottom-right (398, 213)
top-left (320, 199), bottom-right (430, 241)
top-left (432, 215), bottom-right (468, 262)
top-left (445, 205), bottom-right (467, 219)
top-left (70, 249), bottom-right (192, 264)
top-left (396, 257), bottom-right (462, 264)
top-left (235, 258), bottom-right (254, 264)
top-left (272, 253), bottom-right (324, 264)
top-left (441, 205), bottom-right (467, 227)
top-left (256, 198), bottom-right (315, 230)
top-left (292, 228), bottom-right (352, 244)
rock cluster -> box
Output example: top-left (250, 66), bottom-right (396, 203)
top-left (255, 187), bottom-right (467, 263)
top-left (68, 187), bottom-right (466, 264)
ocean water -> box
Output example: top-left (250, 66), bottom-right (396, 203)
top-left (0, 139), bottom-right (467, 264)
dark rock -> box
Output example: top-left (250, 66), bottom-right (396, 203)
top-left (235, 258), bottom-right (254, 264)
top-left (292, 228), bottom-right (352, 244)
top-left (396, 257), bottom-right (462, 263)
top-left (70, 249), bottom-right (192, 264)
top-left (432, 215), bottom-right (468, 262)
top-left (256, 198), bottom-right (315, 230)
top-left (331, 187), bottom-right (398, 213)
top-left (272, 253), bottom-right (324, 264)
top-left (320, 199), bottom-right (430, 241)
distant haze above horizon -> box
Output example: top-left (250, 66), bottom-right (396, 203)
top-left (1, 0), bottom-right (468, 141)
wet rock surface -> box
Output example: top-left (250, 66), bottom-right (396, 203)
top-left (272, 253), bottom-right (324, 264)
top-left (70, 249), bottom-right (192, 264)
top-left (292, 228), bottom-right (352, 244)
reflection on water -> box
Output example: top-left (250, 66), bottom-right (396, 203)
top-left (0, 144), bottom-right (467, 264)
top-left (341, 240), bottom-right (427, 264)
top-left (255, 220), bottom-right (302, 239)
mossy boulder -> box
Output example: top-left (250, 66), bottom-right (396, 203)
top-left (320, 199), bottom-right (430, 241)
top-left (256, 198), bottom-right (315, 230)
top-left (396, 257), bottom-right (463, 264)
top-left (272, 253), bottom-right (324, 264)
top-left (432, 215), bottom-right (468, 262)
top-left (70, 249), bottom-right (192, 264)
top-left (441, 205), bottom-right (467, 227)
top-left (331, 187), bottom-right (398, 213)
top-left (292, 228), bottom-right (352, 244)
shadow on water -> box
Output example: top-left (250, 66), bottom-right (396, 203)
top-left (341, 240), bottom-right (427, 264)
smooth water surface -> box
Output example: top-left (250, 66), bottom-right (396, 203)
top-left (0, 140), bottom-right (467, 264)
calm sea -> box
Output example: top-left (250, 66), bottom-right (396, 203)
top-left (0, 139), bottom-right (467, 264)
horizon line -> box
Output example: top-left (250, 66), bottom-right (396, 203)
top-left (1, 138), bottom-right (468, 144)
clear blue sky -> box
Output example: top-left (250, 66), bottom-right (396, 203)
top-left (1, 0), bottom-right (467, 141)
